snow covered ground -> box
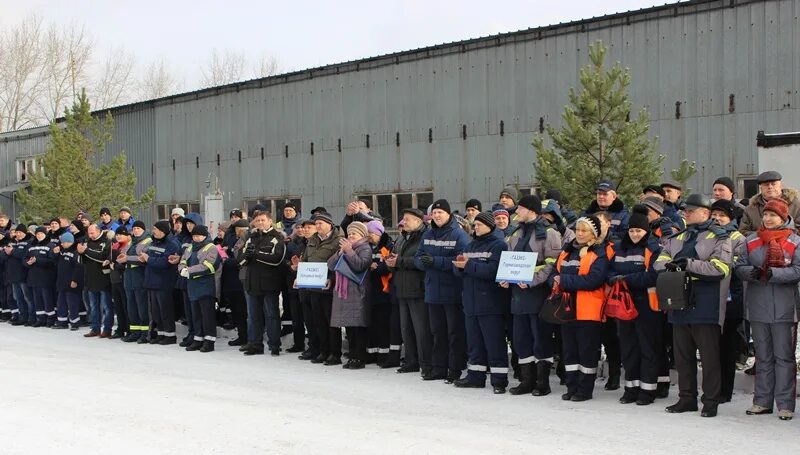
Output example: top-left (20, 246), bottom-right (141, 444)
top-left (0, 326), bottom-right (796, 455)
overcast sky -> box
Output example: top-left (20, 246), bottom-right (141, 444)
top-left (2, 0), bottom-right (669, 91)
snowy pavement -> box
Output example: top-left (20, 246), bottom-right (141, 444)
top-left (0, 326), bottom-right (796, 455)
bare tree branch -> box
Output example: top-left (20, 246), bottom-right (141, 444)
top-left (200, 48), bottom-right (247, 87)
top-left (91, 46), bottom-right (136, 109)
top-left (138, 58), bottom-right (181, 100)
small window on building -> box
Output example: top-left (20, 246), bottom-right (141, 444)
top-left (738, 176), bottom-right (759, 199)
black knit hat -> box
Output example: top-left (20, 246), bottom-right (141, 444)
top-left (518, 195), bottom-right (542, 213)
top-left (713, 177), bottom-right (735, 194)
top-left (431, 199), bottom-right (451, 214)
top-left (193, 225), bottom-right (209, 237)
top-left (99, 207), bottom-right (111, 216)
top-left (473, 211), bottom-right (496, 230)
top-left (153, 220), bottom-right (171, 235)
top-left (711, 199), bottom-right (736, 219)
top-left (132, 220), bottom-right (146, 230)
top-left (115, 226), bottom-right (130, 236)
top-left (465, 199), bottom-right (482, 211)
top-left (15, 224), bottom-right (27, 233)
top-left (628, 212), bottom-right (651, 232)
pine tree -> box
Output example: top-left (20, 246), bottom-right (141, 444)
top-left (533, 41), bottom-right (663, 210)
top-left (670, 159), bottom-right (698, 193)
top-left (17, 90), bottom-right (155, 223)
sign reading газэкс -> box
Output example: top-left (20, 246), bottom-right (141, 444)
top-left (295, 262), bottom-right (328, 289)
top-left (495, 251), bottom-right (538, 285)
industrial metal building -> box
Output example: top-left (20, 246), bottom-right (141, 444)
top-left (1, 0), bottom-right (798, 226)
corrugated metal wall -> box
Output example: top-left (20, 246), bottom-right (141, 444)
top-left (1, 0), bottom-right (798, 224)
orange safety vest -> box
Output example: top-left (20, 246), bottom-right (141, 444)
top-left (378, 246), bottom-right (393, 293)
top-left (556, 249), bottom-right (605, 321)
top-left (643, 248), bottom-right (659, 312)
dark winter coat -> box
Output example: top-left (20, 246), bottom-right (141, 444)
top-left (655, 220), bottom-right (732, 326)
top-left (507, 218), bottom-right (562, 315)
top-left (583, 198), bottom-right (630, 243)
top-left (328, 240), bottom-right (372, 327)
top-left (56, 244), bottom-right (84, 293)
top-left (389, 224), bottom-right (428, 299)
top-left (607, 235), bottom-right (661, 322)
top-left (367, 234), bottom-right (393, 306)
top-left (650, 216), bottom-right (680, 246)
top-left (719, 222), bottom-right (745, 320)
top-left (143, 234), bottom-right (180, 292)
top-left (237, 227), bottom-right (286, 295)
top-left (110, 241), bottom-right (127, 285)
top-left (180, 238), bottom-right (221, 301)
top-left (663, 201), bottom-right (686, 230)
top-left (26, 237), bottom-right (57, 288)
top-left (121, 233), bottom-right (151, 290)
top-left (454, 229), bottom-right (507, 316)
top-left (82, 235), bottom-right (112, 292)
top-left (173, 228), bottom-right (192, 291)
top-left (414, 216), bottom-right (470, 305)
top-left (6, 233), bottom-right (32, 283)
top-left (116, 216), bottom-right (135, 232)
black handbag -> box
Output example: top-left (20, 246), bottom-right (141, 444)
top-left (540, 287), bottom-right (576, 324)
top-left (655, 269), bottom-right (694, 311)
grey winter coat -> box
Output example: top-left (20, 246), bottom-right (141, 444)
top-left (327, 240), bottom-right (372, 327)
top-left (734, 228), bottom-right (800, 324)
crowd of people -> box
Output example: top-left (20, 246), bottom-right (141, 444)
top-left (0, 171), bottom-right (798, 422)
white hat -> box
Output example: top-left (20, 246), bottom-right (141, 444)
top-left (171, 207), bottom-right (185, 217)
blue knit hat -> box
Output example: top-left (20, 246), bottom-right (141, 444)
top-left (60, 232), bottom-right (75, 243)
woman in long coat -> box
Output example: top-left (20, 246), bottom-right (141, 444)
top-left (328, 221), bottom-right (373, 369)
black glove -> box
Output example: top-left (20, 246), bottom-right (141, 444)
top-left (747, 267), bottom-right (761, 282)
top-left (766, 268), bottom-right (774, 281)
top-left (419, 253), bottom-right (434, 267)
top-left (672, 257), bottom-right (689, 270)
top-left (244, 244), bottom-right (256, 259)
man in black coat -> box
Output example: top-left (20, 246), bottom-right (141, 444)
top-left (237, 211), bottom-right (287, 356)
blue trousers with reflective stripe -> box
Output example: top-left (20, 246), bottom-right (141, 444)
top-left (464, 314), bottom-right (509, 387)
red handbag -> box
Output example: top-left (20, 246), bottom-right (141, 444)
top-left (603, 280), bottom-right (639, 321)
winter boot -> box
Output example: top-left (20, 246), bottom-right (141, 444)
top-left (556, 360), bottom-right (566, 385)
top-left (604, 369), bottom-right (621, 391)
top-left (656, 382), bottom-right (670, 399)
top-left (199, 340), bottom-right (215, 353)
top-left (158, 336), bottom-right (177, 345)
top-left (136, 334), bottom-right (149, 344)
top-left (509, 363), bottom-right (536, 396)
top-left (619, 387), bottom-right (639, 404)
top-left (122, 332), bottom-right (140, 343)
top-left (185, 341), bottom-right (203, 352)
top-left (228, 337), bottom-right (247, 347)
top-left (665, 399), bottom-right (698, 414)
top-left (243, 344), bottom-right (265, 356)
top-left (700, 404), bottom-right (718, 418)
top-left (238, 343), bottom-right (253, 352)
top-left (179, 336), bottom-right (193, 347)
top-left (444, 370), bottom-right (462, 384)
top-left (636, 390), bottom-right (655, 406)
top-left (149, 335), bottom-right (162, 345)
top-left (532, 361), bottom-right (552, 397)
top-left (453, 378), bottom-right (485, 388)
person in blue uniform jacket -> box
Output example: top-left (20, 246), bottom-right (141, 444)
top-left (452, 212), bottom-right (509, 394)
